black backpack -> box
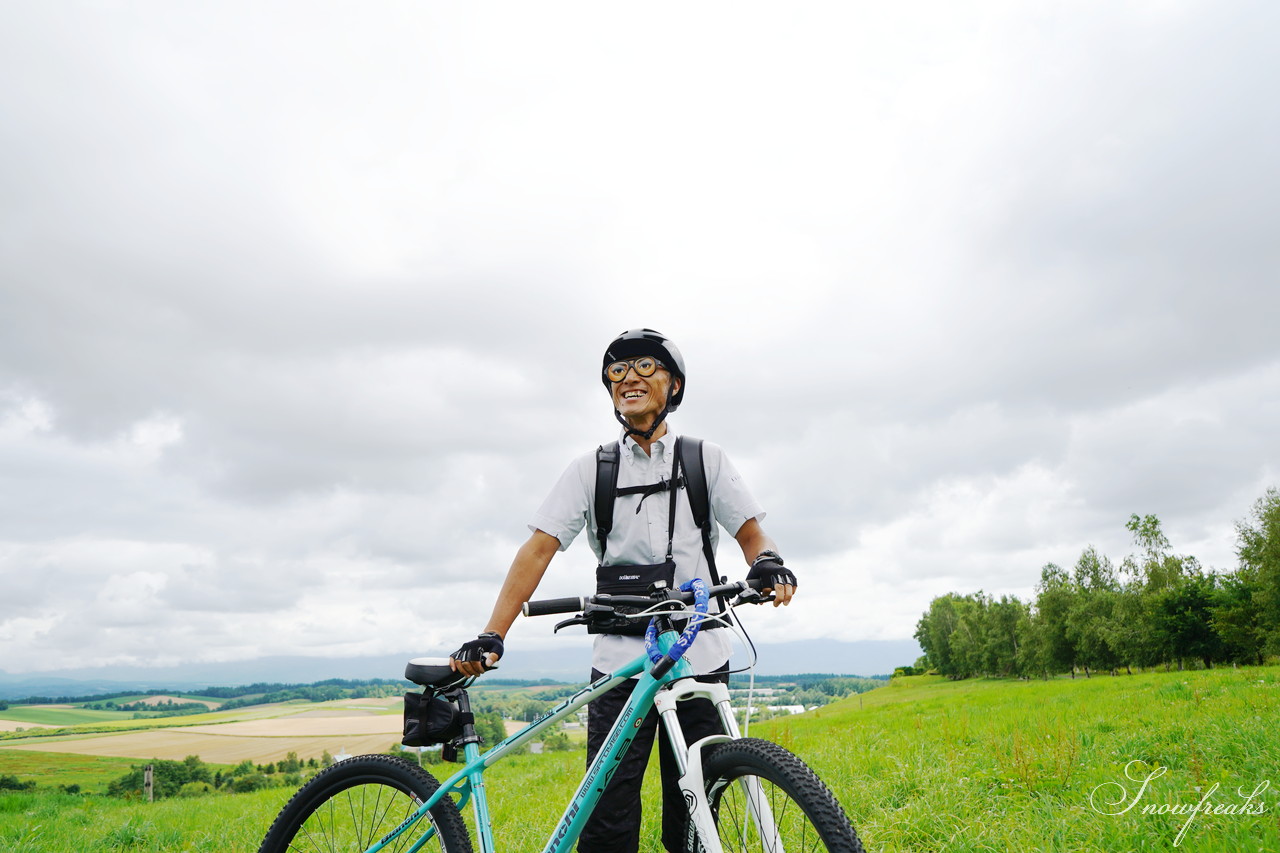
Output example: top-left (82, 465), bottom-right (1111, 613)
top-left (593, 436), bottom-right (719, 584)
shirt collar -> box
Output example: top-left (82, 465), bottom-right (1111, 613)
top-left (619, 425), bottom-right (679, 465)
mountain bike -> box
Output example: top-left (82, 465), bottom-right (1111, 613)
top-left (257, 577), bottom-right (866, 853)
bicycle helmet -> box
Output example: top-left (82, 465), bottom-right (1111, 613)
top-left (601, 328), bottom-right (686, 438)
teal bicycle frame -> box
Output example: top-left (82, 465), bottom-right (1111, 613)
top-left (369, 625), bottom-right (768, 853)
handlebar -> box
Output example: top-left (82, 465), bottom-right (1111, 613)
top-left (521, 578), bottom-right (768, 619)
top-left (523, 596), bottom-right (589, 618)
top-left (517, 578), bottom-right (771, 680)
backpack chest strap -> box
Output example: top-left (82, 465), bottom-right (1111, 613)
top-left (615, 477), bottom-right (685, 512)
top-left (594, 437), bottom-right (714, 576)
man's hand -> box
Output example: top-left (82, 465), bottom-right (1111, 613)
top-left (450, 632), bottom-right (503, 677)
top-left (746, 552), bottom-right (797, 607)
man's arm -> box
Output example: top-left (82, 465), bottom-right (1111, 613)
top-left (451, 529), bottom-right (562, 676)
top-left (733, 518), bottom-right (794, 606)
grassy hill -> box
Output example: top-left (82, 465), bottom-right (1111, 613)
top-left (763, 667), bottom-right (1279, 851)
top-left (2, 666), bottom-right (1277, 851)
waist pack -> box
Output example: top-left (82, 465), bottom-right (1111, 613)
top-left (590, 559), bottom-right (676, 635)
top-left (402, 690), bottom-right (463, 748)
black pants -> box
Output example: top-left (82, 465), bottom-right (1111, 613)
top-left (578, 666), bottom-right (728, 853)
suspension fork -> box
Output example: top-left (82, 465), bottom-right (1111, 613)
top-left (657, 680), bottom-right (784, 853)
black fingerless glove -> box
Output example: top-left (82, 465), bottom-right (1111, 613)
top-left (452, 632), bottom-right (504, 664)
top-left (746, 551), bottom-right (797, 590)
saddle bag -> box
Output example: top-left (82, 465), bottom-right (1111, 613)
top-left (402, 690), bottom-right (463, 747)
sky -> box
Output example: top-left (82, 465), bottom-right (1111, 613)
top-left (2, 2), bottom-right (1278, 678)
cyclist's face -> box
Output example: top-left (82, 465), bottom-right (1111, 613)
top-left (610, 357), bottom-right (678, 423)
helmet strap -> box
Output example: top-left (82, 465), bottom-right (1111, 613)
top-left (613, 384), bottom-right (675, 441)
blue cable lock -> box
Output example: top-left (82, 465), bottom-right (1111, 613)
top-left (644, 578), bottom-right (709, 677)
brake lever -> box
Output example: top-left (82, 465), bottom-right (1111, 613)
top-left (733, 589), bottom-right (774, 606)
top-left (554, 602), bottom-right (618, 634)
top-left (553, 615), bottom-right (589, 633)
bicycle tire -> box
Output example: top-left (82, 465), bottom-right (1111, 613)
top-left (701, 738), bottom-right (865, 853)
top-left (257, 754), bottom-right (472, 853)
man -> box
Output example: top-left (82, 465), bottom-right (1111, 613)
top-left (451, 328), bottom-right (796, 853)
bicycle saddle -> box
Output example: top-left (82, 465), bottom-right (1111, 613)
top-left (404, 657), bottom-right (465, 688)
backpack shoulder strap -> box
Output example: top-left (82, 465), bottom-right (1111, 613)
top-left (676, 436), bottom-right (721, 582)
top-left (594, 442), bottom-right (620, 556)
top-left (676, 436), bottom-right (710, 531)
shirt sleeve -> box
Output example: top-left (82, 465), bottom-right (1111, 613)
top-left (704, 442), bottom-right (766, 538)
top-left (528, 452), bottom-right (594, 552)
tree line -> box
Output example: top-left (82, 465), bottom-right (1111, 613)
top-left (9, 678), bottom-right (406, 707)
top-left (914, 488), bottom-right (1280, 679)
top-left (83, 698), bottom-right (211, 718)
top-left (218, 681), bottom-right (404, 710)
top-left (106, 752), bottom-right (331, 799)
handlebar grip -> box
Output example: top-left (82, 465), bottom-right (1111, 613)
top-left (523, 596), bottom-right (588, 618)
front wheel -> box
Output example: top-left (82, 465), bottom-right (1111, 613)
top-left (701, 738), bottom-right (865, 853)
top-left (257, 754), bottom-right (472, 853)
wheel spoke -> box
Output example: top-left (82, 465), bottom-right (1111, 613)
top-left (256, 755), bottom-right (472, 853)
top-left (703, 738), bottom-right (864, 853)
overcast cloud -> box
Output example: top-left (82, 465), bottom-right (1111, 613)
top-left (2, 2), bottom-right (1278, 675)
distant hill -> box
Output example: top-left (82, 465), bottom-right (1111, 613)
top-left (0, 638), bottom-right (920, 700)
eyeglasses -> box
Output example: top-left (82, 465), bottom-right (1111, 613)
top-left (604, 356), bottom-right (666, 383)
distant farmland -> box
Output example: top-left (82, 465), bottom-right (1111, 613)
top-left (0, 705), bottom-right (135, 728)
top-left (1, 697), bottom-right (403, 764)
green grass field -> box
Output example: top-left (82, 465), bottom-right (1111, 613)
top-left (0, 787), bottom-right (288, 852)
top-left (2, 666), bottom-right (1277, 851)
top-left (0, 751), bottom-right (142, 792)
top-left (0, 707), bottom-right (136, 726)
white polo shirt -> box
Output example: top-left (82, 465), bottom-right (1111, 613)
top-left (529, 428), bottom-right (765, 675)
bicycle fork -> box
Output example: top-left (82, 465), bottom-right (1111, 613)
top-left (656, 681), bottom-right (785, 853)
